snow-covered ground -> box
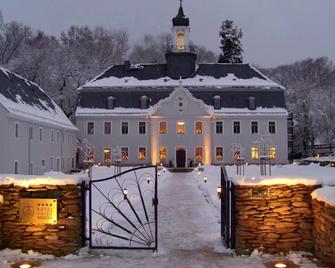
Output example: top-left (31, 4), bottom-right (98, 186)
top-left (0, 165), bottom-right (323, 267)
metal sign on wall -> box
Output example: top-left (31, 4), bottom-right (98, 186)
top-left (19, 198), bottom-right (57, 224)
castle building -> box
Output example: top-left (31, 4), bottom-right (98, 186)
top-left (76, 4), bottom-right (288, 167)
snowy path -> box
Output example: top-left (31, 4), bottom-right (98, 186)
top-left (0, 170), bottom-right (320, 268)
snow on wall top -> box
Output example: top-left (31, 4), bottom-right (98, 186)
top-left (0, 66), bottom-right (77, 131)
top-left (0, 172), bottom-right (86, 187)
top-left (227, 164), bottom-right (335, 186)
top-left (311, 186), bottom-right (335, 206)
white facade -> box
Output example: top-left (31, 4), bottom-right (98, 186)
top-left (76, 86), bottom-right (288, 167)
top-left (0, 67), bottom-right (78, 175)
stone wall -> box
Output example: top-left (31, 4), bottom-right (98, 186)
top-left (234, 184), bottom-right (319, 254)
top-left (0, 184), bottom-right (83, 256)
top-left (312, 199), bottom-right (335, 267)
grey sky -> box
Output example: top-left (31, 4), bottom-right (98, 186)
top-left (1, 0), bottom-right (334, 67)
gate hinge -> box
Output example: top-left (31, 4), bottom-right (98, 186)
top-left (152, 198), bottom-right (158, 206)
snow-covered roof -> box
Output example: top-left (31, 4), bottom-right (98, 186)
top-left (0, 66), bottom-right (77, 131)
top-left (84, 74), bottom-right (279, 88)
top-left (0, 171), bottom-right (86, 187)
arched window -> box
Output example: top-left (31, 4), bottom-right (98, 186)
top-left (213, 95), bottom-right (221, 110)
top-left (176, 32), bottom-right (185, 50)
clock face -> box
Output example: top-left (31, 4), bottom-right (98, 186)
top-left (176, 32), bottom-right (185, 50)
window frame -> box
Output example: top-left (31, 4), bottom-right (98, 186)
top-left (14, 122), bottom-right (19, 138)
top-left (159, 146), bottom-right (168, 162)
top-left (194, 121), bottom-right (203, 135)
top-left (215, 121), bottom-right (223, 134)
top-left (159, 121), bottom-right (167, 135)
top-left (251, 147), bottom-right (260, 160)
top-left (138, 146), bottom-right (147, 161)
top-left (176, 121), bottom-right (185, 135)
top-left (215, 147), bottom-right (224, 161)
top-left (138, 121), bottom-right (146, 135)
top-left (121, 147), bottom-right (129, 161)
top-left (104, 121), bottom-right (112, 135)
top-left (251, 121), bottom-right (258, 134)
top-left (233, 121), bottom-right (241, 134)
top-left (121, 121), bottom-right (129, 135)
top-left (103, 147), bottom-right (112, 164)
top-left (269, 121), bottom-right (276, 134)
top-left (87, 122), bottom-right (95, 135)
top-left (195, 147), bottom-right (203, 163)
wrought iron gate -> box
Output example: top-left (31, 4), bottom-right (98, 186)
top-left (89, 166), bottom-right (158, 250)
top-left (221, 166), bottom-right (235, 249)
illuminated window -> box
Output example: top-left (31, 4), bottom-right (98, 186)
top-left (269, 121), bottom-right (276, 134)
top-left (121, 147), bottom-right (129, 161)
top-left (251, 121), bottom-right (258, 134)
top-left (269, 147), bottom-right (276, 160)
top-left (251, 147), bottom-right (259, 160)
top-left (87, 148), bottom-right (94, 161)
top-left (216, 121), bottom-right (223, 134)
top-left (195, 147), bottom-right (203, 163)
top-left (176, 32), bottom-right (185, 50)
top-left (138, 147), bottom-right (146, 160)
top-left (195, 121), bottom-right (203, 134)
top-left (216, 147), bottom-right (223, 161)
top-left (104, 122), bottom-right (111, 135)
top-left (87, 122), bottom-right (94, 135)
top-left (103, 147), bottom-right (111, 163)
top-left (159, 122), bottom-right (167, 134)
top-left (160, 147), bottom-right (167, 161)
top-left (177, 121), bottom-right (185, 134)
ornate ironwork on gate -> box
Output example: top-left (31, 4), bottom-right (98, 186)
top-left (221, 166), bottom-right (235, 249)
top-left (89, 166), bottom-right (158, 250)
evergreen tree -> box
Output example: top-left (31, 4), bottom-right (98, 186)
top-left (218, 19), bottom-right (243, 63)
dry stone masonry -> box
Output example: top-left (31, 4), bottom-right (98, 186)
top-left (0, 184), bottom-right (83, 256)
top-left (234, 184), bottom-right (319, 254)
top-left (312, 197), bottom-right (335, 267)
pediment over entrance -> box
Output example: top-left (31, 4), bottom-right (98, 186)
top-left (151, 85), bottom-right (212, 117)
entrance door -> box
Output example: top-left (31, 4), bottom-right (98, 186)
top-left (176, 148), bottom-right (186, 168)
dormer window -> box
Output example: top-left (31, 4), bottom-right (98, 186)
top-left (176, 32), bottom-right (185, 50)
top-left (248, 96), bottom-right (256, 110)
top-left (107, 96), bottom-right (116, 109)
top-left (213, 95), bottom-right (221, 110)
top-left (140, 95), bottom-right (149, 109)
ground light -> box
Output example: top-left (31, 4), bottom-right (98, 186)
top-left (274, 263), bottom-right (287, 268)
top-left (217, 186), bottom-right (222, 199)
top-left (203, 176), bottom-right (207, 183)
top-left (11, 260), bottom-right (40, 268)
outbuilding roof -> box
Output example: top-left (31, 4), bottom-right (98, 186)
top-left (0, 66), bottom-right (77, 130)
